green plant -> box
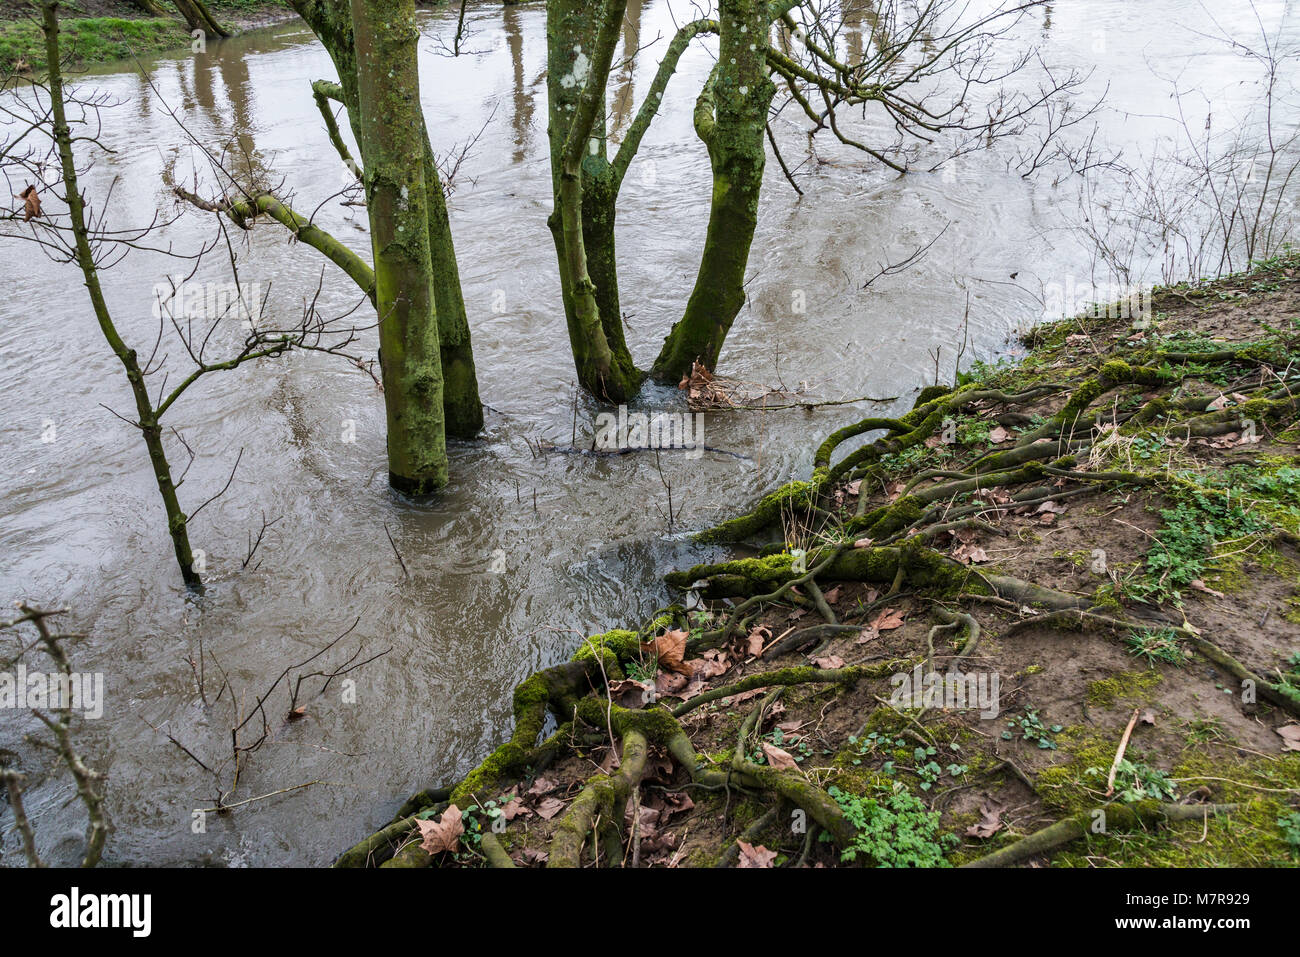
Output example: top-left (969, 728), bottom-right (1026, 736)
top-left (1278, 812), bottom-right (1300, 858)
top-left (825, 784), bottom-right (956, 867)
top-left (1134, 481), bottom-right (1273, 605)
top-left (1002, 709), bottom-right (1062, 749)
top-left (1086, 760), bottom-right (1178, 803)
top-left (1125, 626), bottom-right (1185, 665)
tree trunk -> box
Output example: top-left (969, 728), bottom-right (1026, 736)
top-left (651, 0), bottom-right (774, 382)
top-left (173, 0), bottom-right (231, 38)
top-left (43, 1), bottom-right (200, 586)
top-left (545, 0), bottom-right (642, 402)
top-left (291, 0), bottom-right (483, 438)
top-left (351, 0), bottom-right (448, 493)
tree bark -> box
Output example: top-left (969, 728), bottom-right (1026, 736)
top-left (172, 0), bottom-right (231, 39)
top-left (652, 0), bottom-right (775, 382)
top-left (351, 0), bottom-right (448, 493)
top-left (292, 0), bottom-right (482, 438)
top-left (545, 0), bottom-right (642, 402)
top-left (43, 1), bottom-right (200, 585)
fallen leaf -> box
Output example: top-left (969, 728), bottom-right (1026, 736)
top-left (988, 425), bottom-right (1011, 444)
top-left (643, 629), bottom-right (692, 676)
top-left (535, 797), bottom-right (567, 820)
top-left (502, 797), bottom-right (531, 820)
top-left (855, 626), bottom-right (879, 644)
top-left (760, 742), bottom-right (798, 769)
top-left (871, 608), bottom-right (905, 631)
top-left (1038, 512), bottom-right (1057, 525)
top-left (736, 840), bottom-right (778, 868)
top-left (1277, 724), bottom-right (1300, 752)
top-left (823, 585), bottom-right (842, 604)
top-left (608, 677), bottom-right (654, 709)
top-left (853, 537), bottom-right (874, 549)
top-left (965, 801), bottom-right (1003, 839)
top-left (1140, 709), bottom-right (1157, 726)
top-left (745, 624), bottom-right (771, 657)
top-left (776, 720), bottom-right (807, 733)
top-left (812, 654), bottom-right (845, 670)
top-left (415, 806), bottom-right (463, 855)
top-left (952, 544), bottom-right (990, 565)
top-left (655, 670), bottom-right (690, 697)
top-left (526, 775), bottom-right (558, 796)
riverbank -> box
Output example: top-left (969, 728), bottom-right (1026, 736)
top-left (0, 1), bottom-right (299, 72)
top-left (339, 252), bottom-right (1300, 868)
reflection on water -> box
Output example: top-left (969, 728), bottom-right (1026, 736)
top-left (0, 0), bottom-right (1292, 864)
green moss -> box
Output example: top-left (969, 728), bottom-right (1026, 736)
top-left (1085, 669), bottom-right (1163, 709)
top-left (570, 628), bottom-right (641, 665)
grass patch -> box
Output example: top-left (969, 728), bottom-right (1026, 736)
top-left (0, 17), bottom-right (188, 72)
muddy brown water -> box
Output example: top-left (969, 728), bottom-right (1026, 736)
top-left (0, 0), bottom-right (1293, 864)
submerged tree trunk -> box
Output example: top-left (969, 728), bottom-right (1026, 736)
top-left (291, 0), bottom-right (483, 438)
top-left (652, 0), bottom-right (774, 382)
top-left (546, 0), bottom-right (642, 401)
top-left (43, 1), bottom-right (200, 585)
top-left (351, 0), bottom-right (448, 492)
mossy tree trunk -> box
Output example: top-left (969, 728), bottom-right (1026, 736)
top-left (291, 0), bottom-right (483, 438)
top-left (172, 0), bottom-right (231, 38)
top-left (545, 0), bottom-right (642, 402)
top-left (43, 1), bottom-right (199, 585)
top-left (651, 0), bottom-right (775, 382)
top-left (351, 0), bottom-right (448, 493)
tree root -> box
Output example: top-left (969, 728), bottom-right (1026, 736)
top-left (961, 802), bottom-right (1239, 868)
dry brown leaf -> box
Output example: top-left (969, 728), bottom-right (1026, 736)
top-left (17, 184), bottom-right (40, 222)
top-left (988, 425), bottom-right (1011, 444)
top-left (736, 840), bottom-right (778, 868)
top-left (415, 806), bottom-right (463, 855)
top-left (1277, 724), bottom-right (1300, 752)
top-left (965, 801), bottom-right (1003, 839)
top-left (535, 797), bottom-right (567, 820)
top-left (871, 607), bottom-right (905, 632)
top-left (853, 537), bottom-right (874, 549)
top-left (608, 677), bottom-right (654, 709)
top-left (526, 775), bottom-right (557, 796)
top-left (643, 629), bottom-right (692, 676)
top-left (760, 742), bottom-right (798, 769)
top-left (812, 654), bottom-right (845, 670)
top-left (745, 625), bottom-right (771, 657)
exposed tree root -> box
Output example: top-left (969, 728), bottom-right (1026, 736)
top-left (962, 802), bottom-right (1240, 868)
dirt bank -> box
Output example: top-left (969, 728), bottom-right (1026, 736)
top-left (338, 253), bottom-right (1300, 868)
